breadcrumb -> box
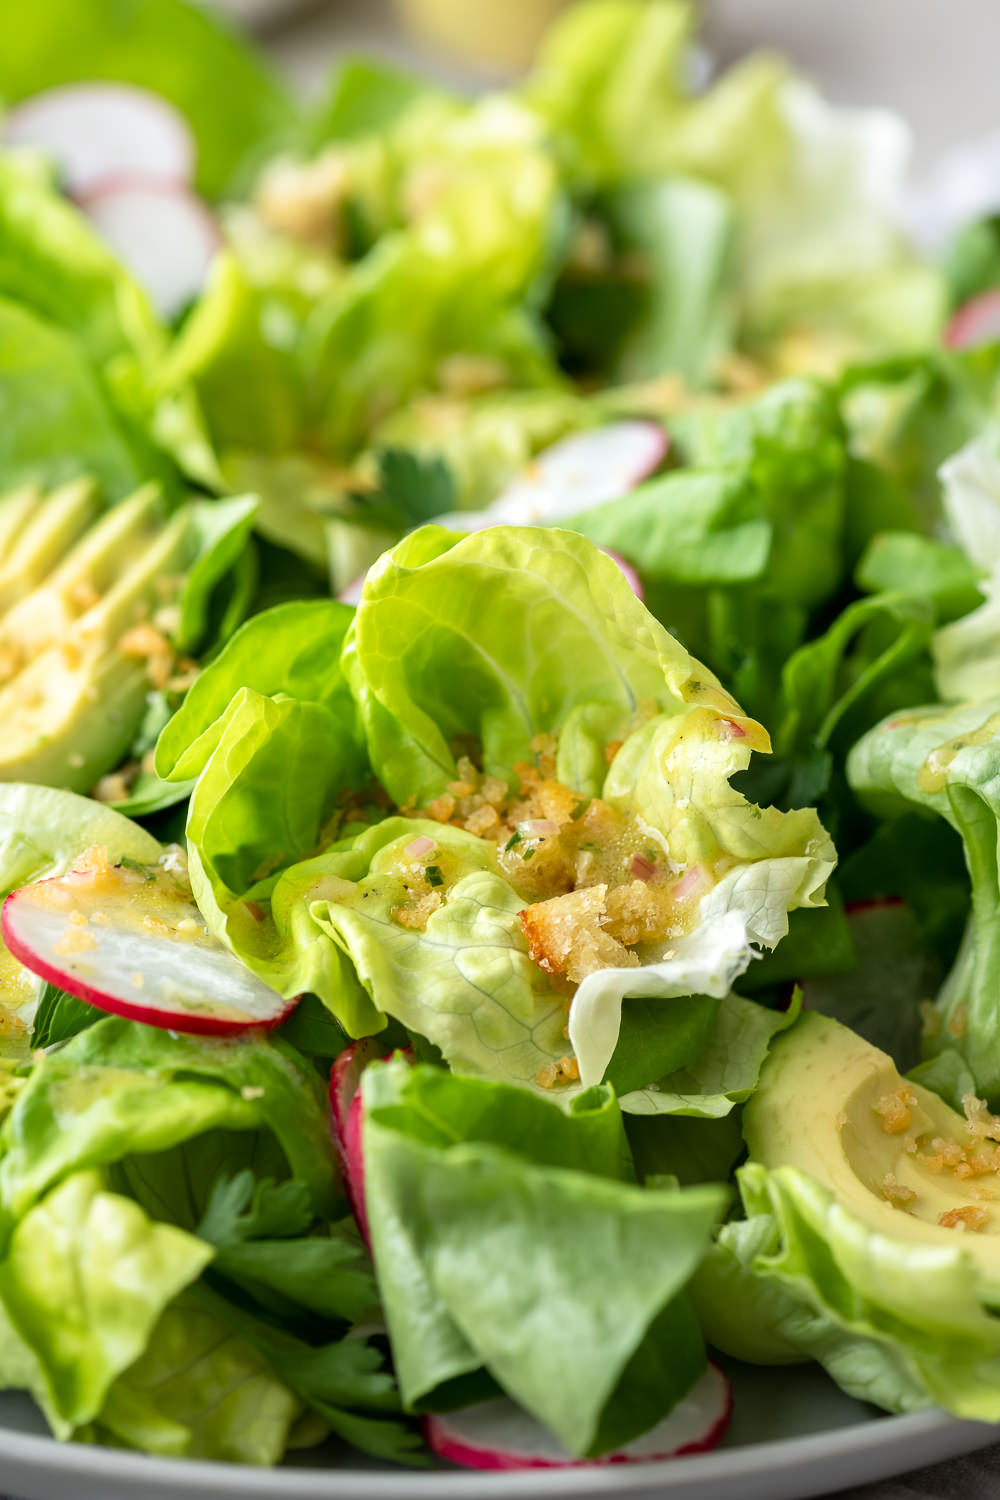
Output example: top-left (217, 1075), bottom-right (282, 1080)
top-left (938, 1205), bottom-right (989, 1232)
top-left (873, 1086), bottom-right (916, 1135)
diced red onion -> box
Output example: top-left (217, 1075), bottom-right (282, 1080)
top-left (520, 819), bottom-right (560, 839)
top-left (404, 836), bottom-right (437, 860)
top-left (629, 852), bottom-right (657, 882)
top-left (672, 865), bottom-right (707, 902)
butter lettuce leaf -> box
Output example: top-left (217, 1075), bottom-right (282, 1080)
top-left (620, 990), bottom-right (800, 1117)
top-left (0, 1171), bottom-right (211, 1437)
top-left (173, 525), bottom-right (832, 1093)
top-left (157, 599), bottom-right (360, 782)
top-left (0, 1017), bottom-right (337, 1223)
top-left (97, 1290), bottom-right (303, 1464)
top-left (362, 1057), bottom-right (725, 1455)
top-left (848, 697), bottom-right (1000, 1096)
top-left (931, 436), bottom-right (1000, 702)
top-left (694, 1161), bottom-right (1000, 1418)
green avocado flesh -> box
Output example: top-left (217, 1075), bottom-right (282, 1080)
top-left (745, 1011), bottom-right (1000, 1282)
top-left (0, 482), bottom-right (190, 793)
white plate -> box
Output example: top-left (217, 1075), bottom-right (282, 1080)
top-left (0, 1362), bottom-right (994, 1500)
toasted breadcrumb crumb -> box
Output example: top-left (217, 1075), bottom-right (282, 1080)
top-left (938, 1205), bottom-right (989, 1232)
top-left (963, 1094), bottom-right (1000, 1142)
top-left (873, 1086), bottom-right (916, 1135)
top-left (882, 1173), bottom-right (916, 1206)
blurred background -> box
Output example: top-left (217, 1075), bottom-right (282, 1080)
top-left (213, 0), bottom-right (1000, 173)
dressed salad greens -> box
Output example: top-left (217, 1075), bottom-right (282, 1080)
top-left (4, 0), bottom-right (1000, 1475)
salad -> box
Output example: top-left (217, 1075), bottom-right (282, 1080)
top-left (4, 0), bottom-right (1000, 1476)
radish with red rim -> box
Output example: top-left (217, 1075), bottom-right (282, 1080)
top-left (329, 1039), bottom-right (413, 1245)
top-left (329, 1038), bottom-right (382, 1242)
top-left (487, 421), bottom-right (669, 525)
top-left (2, 867), bottom-right (297, 1037)
top-left (4, 83), bottom-right (194, 197)
top-left (435, 421), bottom-right (669, 534)
top-left (334, 421), bottom-right (667, 603)
top-left (945, 288), bottom-right (1000, 351)
top-left (79, 179), bottom-right (220, 319)
top-left (424, 1361), bottom-right (731, 1470)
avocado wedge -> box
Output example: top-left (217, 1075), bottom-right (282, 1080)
top-left (745, 1010), bottom-right (1000, 1279)
top-left (0, 482), bottom-right (256, 795)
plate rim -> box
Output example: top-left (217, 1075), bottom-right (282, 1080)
top-left (0, 1405), bottom-right (994, 1500)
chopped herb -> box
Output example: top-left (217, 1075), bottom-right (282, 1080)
top-left (504, 831), bottom-right (523, 852)
top-left (521, 847), bottom-right (536, 861)
top-left (570, 799), bottom-right (590, 821)
top-left (425, 865), bottom-right (445, 888)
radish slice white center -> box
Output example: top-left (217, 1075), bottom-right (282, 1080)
top-left (489, 420), bottom-right (669, 525)
top-left (2, 869), bottom-right (295, 1035)
top-left (435, 421), bottom-right (669, 535)
top-left (80, 181), bottom-right (219, 319)
top-left (426, 1362), bottom-right (731, 1470)
top-left (4, 83), bottom-right (195, 196)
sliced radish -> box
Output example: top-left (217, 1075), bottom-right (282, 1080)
top-left (945, 287), bottom-right (1000, 350)
top-left (79, 179), bottom-right (219, 319)
top-left (431, 421), bottom-right (669, 536)
top-left (337, 575), bottom-right (367, 606)
top-left (487, 421), bottom-right (669, 526)
top-left (330, 1040), bottom-right (413, 1245)
top-left (4, 83), bottom-right (194, 197)
top-left (425, 1361), bottom-right (731, 1470)
top-left (1, 867), bottom-right (297, 1037)
top-left (330, 1038), bottom-right (383, 1243)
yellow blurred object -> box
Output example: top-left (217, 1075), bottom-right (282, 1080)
top-left (394, 0), bottom-right (569, 74)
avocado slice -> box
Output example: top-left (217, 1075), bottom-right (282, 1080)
top-left (745, 1011), bottom-right (1000, 1283)
top-left (0, 485), bottom-right (194, 793)
top-left (0, 477), bottom-right (101, 613)
top-left (0, 485), bottom-right (40, 561)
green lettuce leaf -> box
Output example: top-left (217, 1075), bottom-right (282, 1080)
top-left (525, 0), bottom-right (691, 186)
top-left (0, 297), bottom-right (158, 499)
top-left (0, 1171), bottom-right (211, 1436)
top-left (672, 379), bottom-right (849, 609)
top-left (930, 436), bottom-right (1000, 702)
top-left (0, 784), bottom-right (161, 894)
top-left (848, 697), bottom-right (1000, 1095)
top-left (0, 1017), bottom-right (337, 1223)
top-left (526, 1), bottom-right (943, 365)
top-left (173, 525), bottom-right (831, 1091)
top-left (362, 1056), bottom-right (726, 1455)
top-left (0, 152), bottom-right (215, 489)
top-left (696, 1160), bottom-right (1000, 1418)
top-left (97, 1289), bottom-right (304, 1463)
top-left (156, 599), bottom-right (360, 782)
top-left (619, 990), bottom-right (801, 1117)
top-left (551, 176), bottom-right (731, 387)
